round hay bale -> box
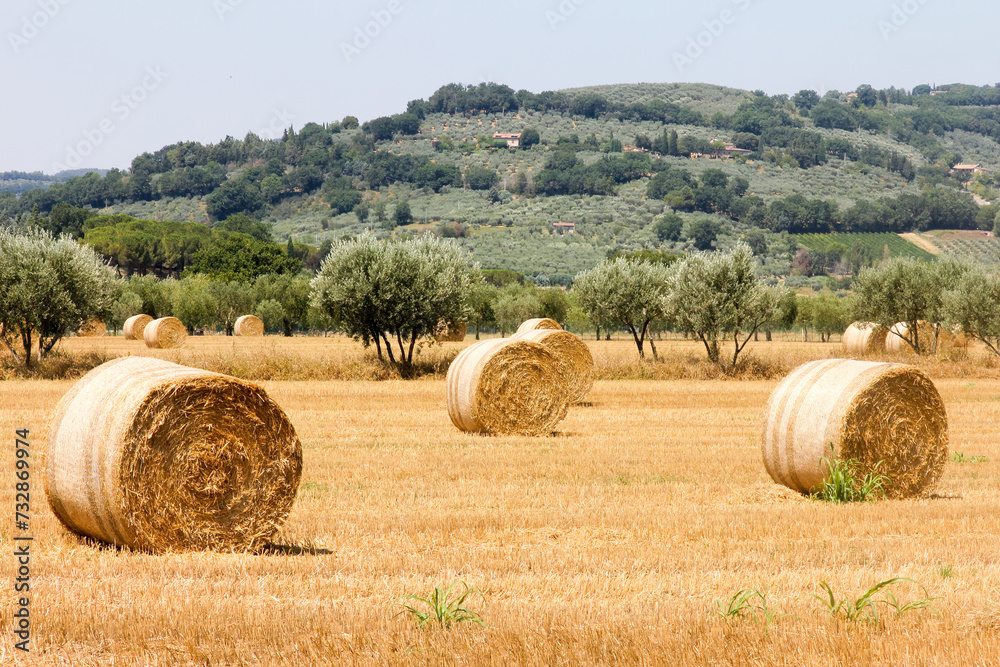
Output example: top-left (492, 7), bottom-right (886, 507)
top-left (511, 328), bottom-right (595, 403)
top-left (78, 319), bottom-right (107, 338)
top-left (446, 338), bottom-right (570, 436)
top-left (144, 317), bottom-right (188, 349)
top-left (886, 321), bottom-right (941, 355)
top-left (234, 315), bottom-right (264, 337)
top-left (516, 318), bottom-right (563, 335)
top-left (123, 314), bottom-right (153, 341)
top-left (45, 357), bottom-right (302, 552)
top-left (434, 320), bottom-right (467, 342)
top-left (842, 322), bottom-right (888, 354)
top-left (762, 359), bottom-right (948, 499)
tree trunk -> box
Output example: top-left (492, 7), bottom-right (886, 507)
top-left (765, 330), bottom-right (772, 342)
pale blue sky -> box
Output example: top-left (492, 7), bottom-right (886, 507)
top-left (2, 0), bottom-right (997, 173)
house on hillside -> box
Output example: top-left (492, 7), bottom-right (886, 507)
top-left (951, 163), bottom-right (993, 176)
top-left (492, 132), bottom-right (521, 148)
top-left (715, 143), bottom-right (753, 158)
top-left (553, 222), bottom-right (575, 235)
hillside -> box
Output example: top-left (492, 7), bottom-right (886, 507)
top-left (5, 81), bottom-right (1000, 280)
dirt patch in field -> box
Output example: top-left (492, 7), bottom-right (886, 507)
top-left (900, 233), bottom-right (941, 255)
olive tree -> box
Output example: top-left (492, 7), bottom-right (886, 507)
top-left (668, 243), bottom-right (782, 367)
top-left (254, 273), bottom-right (311, 336)
top-left (943, 267), bottom-right (1000, 355)
top-left (492, 284), bottom-right (543, 336)
top-left (310, 234), bottom-right (479, 372)
top-left (0, 229), bottom-right (119, 367)
top-left (574, 257), bottom-right (672, 359)
top-left (171, 275), bottom-right (217, 334)
top-left (852, 258), bottom-right (967, 354)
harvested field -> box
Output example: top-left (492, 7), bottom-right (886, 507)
top-left (2, 339), bottom-right (1000, 665)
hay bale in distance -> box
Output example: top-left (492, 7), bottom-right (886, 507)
top-left (78, 319), bottom-right (107, 338)
top-left (446, 338), bottom-right (570, 436)
top-left (842, 322), bottom-right (888, 354)
top-left (512, 328), bottom-right (594, 403)
top-left (516, 318), bottom-right (563, 335)
top-left (144, 317), bottom-right (188, 349)
top-left (434, 320), bottom-right (467, 342)
top-left (762, 358), bottom-right (948, 499)
top-left (234, 315), bottom-right (265, 337)
top-left (45, 357), bottom-right (302, 552)
top-left (123, 314), bottom-right (153, 341)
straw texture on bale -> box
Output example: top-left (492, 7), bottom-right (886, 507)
top-left (45, 357), bottom-right (302, 552)
top-left (762, 359), bottom-right (948, 499)
top-left (144, 317), bottom-right (188, 349)
top-left (446, 338), bottom-right (569, 436)
top-left (234, 315), bottom-right (264, 337)
top-left (123, 314), bottom-right (153, 341)
top-left (434, 320), bottom-right (467, 342)
top-left (511, 328), bottom-right (595, 403)
top-left (516, 318), bottom-right (563, 334)
top-left (842, 322), bottom-right (888, 354)
top-left (78, 319), bottom-right (107, 338)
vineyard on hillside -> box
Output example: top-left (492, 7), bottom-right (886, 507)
top-left (793, 233), bottom-right (936, 261)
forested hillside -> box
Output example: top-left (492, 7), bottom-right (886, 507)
top-left (5, 81), bottom-right (1000, 281)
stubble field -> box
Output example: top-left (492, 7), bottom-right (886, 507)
top-left (2, 336), bottom-right (999, 665)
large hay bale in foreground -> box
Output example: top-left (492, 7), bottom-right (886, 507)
top-left (842, 322), bottom-right (888, 354)
top-left (446, 338), bottom-right (569, 436)
top-left (512, 328), bottom-right (595, 403)
top-left (434, 320), bottom-right (467, 342)
top-left (78, 319), bottom-right (107, 338)
top-left (123, 314), bottom-right (153, 341)
top-left (762, 359), bottom-right (948, 499)
top-left (234, 315), bottom-right (264, 337)
top-left (144, 317), bottom-right (188, 349)
top-left (516, 318), bottom-right (562, 335)
top-left (45, 357), bottom-right (302, 552)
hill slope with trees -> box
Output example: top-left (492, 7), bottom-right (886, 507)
top-left (5, 81), bottom-right (1000, 282)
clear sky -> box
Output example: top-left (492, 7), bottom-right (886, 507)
top-left (3, 0), bottom-right (998, 174)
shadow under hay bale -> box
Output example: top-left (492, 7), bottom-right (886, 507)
top-left (45, 357), bottom-right (302, 552)
top-left (446, 338), bottom-right (569, 436)
top-left (762, 359), bottom-right (948, 500)
top-left (842, 322), bottom-right (888, 355)
top-left (123, 314), bottom-right (153, 341)
top-left (144, 317), bottom-right (188, 349)
top-left (516, 318), bottom-right (562, 335)
top-left (234, 315), bottom-right (265, 337)
top-left (511, 328), bottom-right (594, 403)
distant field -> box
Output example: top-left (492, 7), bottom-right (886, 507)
top-left (794, 232), bottom-right (937, 261)
top-left (917, 229), bottom-right (1000, 263)
top-left (2, 336), bottom-right (1000, 665)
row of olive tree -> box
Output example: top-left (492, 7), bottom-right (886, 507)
top-left (852, 257), bottom-right (999, 355)
top-left (114, 272), bottom-right (314, 337)
top-left (574, 244), bottom-right (783, 367)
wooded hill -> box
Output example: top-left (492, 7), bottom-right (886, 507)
top-left (5, 81), bottom-right (1000, 282)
